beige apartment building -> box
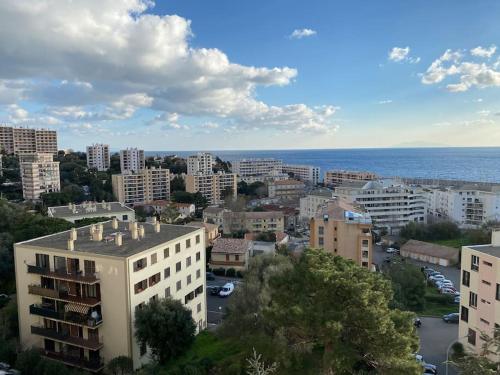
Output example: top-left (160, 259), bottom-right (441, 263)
top-left (185, 172), bottom-right (237, 205)
top-left (112, 168), bottom-right (170, 205)
top-left (0, 125), bottom-right (58, 155)
top-left (458, 230), bottom-right (500, 361)
top-left (187, 152), bottom-right (215, 175)
top-left (310, 200), bottom-right (373, 269)
top-left (14, 218), bottom-right (207, 372)
top-left (120, 148), bottom-right (145, 173)
top-left (282, 164), bottom-right (320, 185)
top-left (231, 158), bottom-right (282, 178)
top-left (324, 170), bottom-right (377, 187)
top-left (20, 153), bottom-right (60, 200)
top-left (86, 144), bottom-right (110, 171)
top-left (299, 188), bottom-right (334, 221)
top-left (222, 211), bottom-right (285, 234)
top-left (268, 179), bottom-right (306, 200)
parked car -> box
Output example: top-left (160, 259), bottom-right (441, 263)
top-left (0, 363), bottom-right (10, 371)
top-left (429, 274), bottom-right (445, 282)
top-left (426, 271), bottom-right (441, 279)
top-left (206, 272), bottom-right (215, 281)
top-left (375, 241), bottom-right (383, 246)
top-left (219, 283), bottom-right (235, 297)
top-left (440, 287), bottom-right (459, 295)
top-left (414, 354), bottom-right (437, 374)
top-left (386, 247), bottom-right (397, 253)
top-left (442, 313), bottom-right (459, 323)
top-left (209, 286), bottom-right (222, 296)
top-left (436, 280), bottom-right (454, 288)
top-left (454, 295), bottom-right (461, 304)
top-left (423, 267), bottom-right (435, 276)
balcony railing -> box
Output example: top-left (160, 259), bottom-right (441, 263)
top-left (27, 265), bottom-right (99, 284)
top-left (29, 304), bottom-right (102, 328)
top-left (28, 285), bottom-right (100, 306)
top-left (31, 325), bottom-right (103, 350)
top-left (41, 350), bottom-right (104, 373)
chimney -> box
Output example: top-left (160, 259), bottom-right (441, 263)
top-left (101, 200), bottom-right (106, 209)
top-left (128, 221), bottom-right (135, 232)
top-left (98, 223), bottom-right (104, 234)
top-left (92, 227), bottom-right (103, 242)
top-left (154, 221), bottom-right (161, 233)
top-left (70, 228), bottom-right (78, 241)
top-left (139, 225), bottom-right (145, 238)
top-left (67, 239), bottom-right (74, 251)
top-left (112, 217), bottom-right (118, 229)
top-left (115, 232), bottom-right (123, 246)
top-left (107, 203), bottom-right (112, 211)
top-left (90, 224), bottom-right (96, 235)
top-left (131, 222), bottom-right (139, 240)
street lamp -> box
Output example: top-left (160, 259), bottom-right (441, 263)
top-left (445, 334), bottom-right (469, 375)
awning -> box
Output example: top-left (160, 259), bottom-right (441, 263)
top-left (64, 303), bottom-right (90, 315)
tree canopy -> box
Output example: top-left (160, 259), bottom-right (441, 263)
top-left (385, 261), bottom-right (426, 312)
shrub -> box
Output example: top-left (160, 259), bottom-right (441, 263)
top-left (451, 342), bottom-right (465, 360)
top-left (425, 294), bottom-right (454, 304)
top-left (213, 268), bottom-right (226, 276)
top-left (226, 268), bottom-right (236, 277)
top-left (236, 270), bottom-right (244, 278)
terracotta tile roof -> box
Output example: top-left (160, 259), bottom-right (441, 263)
top-left (401, 240), bottom-right (458, 260)
top-left (212, 238), bottom-right (250, 254)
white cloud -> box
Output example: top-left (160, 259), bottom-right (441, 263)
top-left (0, 1), bottom-right (336, 134)
top-left (470, 45), bottom-right (497, 58)
top-left (477, 109), bottom-right (491, 116)
top-left (378, 99), bottom-right (393, 104)
top-left (289, 28), bottom-right (317, 39)
top-left (388, 46), bottom-right (420, 64)
top-left (201, 122), bottom-right (219, 129)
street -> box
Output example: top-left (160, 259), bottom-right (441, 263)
top-left (206, 276), bottom-right (241, 327)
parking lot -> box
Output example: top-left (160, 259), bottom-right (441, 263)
top-left (206, 275), bottom-right (241, 327)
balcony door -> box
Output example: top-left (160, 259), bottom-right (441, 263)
top-left (67, 258), bottom-right (80, 275)
top-left (54, 256), bottom-right (67, 274)
top-left (36, 253), bottom-right (49, 269)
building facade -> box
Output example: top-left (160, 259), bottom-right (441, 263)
top-left (458, 230), bottom-right (500, 362)
top-left (185, 172), bottom-right (237, 205)
top-left (86, 144), bottom-right (110, 171)
top-left (210, 238), bottom-right (250, 271)
top-left (232, 158), bottom-right (283, 178)
top-left (324, 170), bottom-right (377, 187)
top-left (222, 211), bottom-right (285, 234)
top-left (309, 200), bottom-right (373, 269)
top-left (120, 148), bottom-right (145, 173)
top-left (14, 219), bottom-right (207, 372)
top-left (112, 168), bottom-right (170, 205)
top-left (48, 202), bottom-right (135, 223)
top-left (20, 153), bottom-right (60, 200)
top-left (299, 189), bottom-right (334, 221)
top-left (187, 152), bottom-right (214, 175)
top-left (268, 179), bottom-right (306, 200)
top-left (282, 164), bottom-right (320, 185)
top-left (0, 125), bottom-right (58, 155)
top-left (202, 206), bottom-right (228, 227)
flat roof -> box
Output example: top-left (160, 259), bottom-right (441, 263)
top-left (48, 202), bottom-right (133, 218)
top-left (17, 221), bottom-right (201, 258)
top-left (468, 245), bottom-right (500, 258)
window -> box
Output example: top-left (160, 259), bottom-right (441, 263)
top-left (187, 275), bottom-right (192, 285)
top-left (149, 294), bottom-right (158, 303)
top-left (362, 239), bottom-right (369, 246)
top-left (334, 237), bottom-right (337, 242)
top-left (483, 260), bottom-right (493, 267)
top-left (186, 239), bottom-right (191, 248)
top-left (133, 258), bottom-right (147, 272)
top-left (480, 318), bottom-right (490, 325)
top-left (226, 254), bottom-right (230, 261)
top-left (165, 287), bottom-right (171, 298)
top-left (176, 280), bottom-right (182, 291)
top-left (196, 269), bottom-right (201, 279)
top-left (176, 261), bottom-right (181, 272)
top-left (186, 256), bottom-right (192, 267)
top-left (149, 273), bottom-right (160, 287)
top-left (461, 306), bottom-right (469, 322)
top-left (135, 302), bottom-right (145, 312)
top-left (196, 234), bottom-right (200, 244)
top-left (318, 226), bottom-right (324, 235)
top-left (318, 237), bottom-right (324, 246)
top-left (496, 284), bottom-right (500, 301)
top-left (362, 250), bottom-right (369, 258)
top-left (462, 270), bottom-right (470, 287)
top-left (134, 279), bottom-right (147, 294)
top-left (164, 248), bottom-right (170, 258)
top-left (468, 328), bottom-right (476, 346)
top-left (35, 253), bottom-right (49, 269)
top-left (471, 255), bottom-right (479, 271)
top-left (54, 256), bottom-right (67, 273)
top-left (362, 262), bottom-right (368, 268)
top-left (175, 243), bottom-right (181, 253)
top-left (164, 267), bottom-right (170, 279)
top-left (196, 252), bottom-right (201, 261)
top-left (84, 260), bottom-right (96, 276)
top-left (151, 253), bottom-right (157, 265)
top-left (469, 291), bottom-right (478, 308)
top-left (197, 303), bottom-right (202, 313)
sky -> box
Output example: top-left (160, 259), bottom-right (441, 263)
top-left (1, 0), bottom-right (500, 151)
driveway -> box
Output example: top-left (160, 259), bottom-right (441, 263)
top-left (206, 276), bottom-right (241, 327)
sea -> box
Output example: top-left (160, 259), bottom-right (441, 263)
top-left (145, 147), bottom-right (500, 184)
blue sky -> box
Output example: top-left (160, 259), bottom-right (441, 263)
top-left (0, 0), bottom-right (499, 150)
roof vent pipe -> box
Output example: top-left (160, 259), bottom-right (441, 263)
top-left (112, 217), bottom-right (119, 229)
top-left (139, 225), bottom-right (145, 238)
top-left (154, 221), bottom-right (161, 233)
top-left (115, 232), bottom-right (123, 246)
top-left (67, 239), bottom-right (74, 251)
top-left (70, 228), bottom-right (77, 241)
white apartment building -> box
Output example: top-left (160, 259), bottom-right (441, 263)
top-left (48, 201), bottom-right (135, 223)
top-left (299, 188), bottom-right (334, 221)
top-left (112, 168), bottom-right (170, 205)
top-left (324, 170), bottom-right (377, 187)
top-left (86, 144), bottom-right (110, 171)
top-left (268, 179), bottom-right (306, 200)
top-left (187, 152), bottom-right (215, 175)
top-left (20, 153), bottom-right (60, 200)
top-left (282, 164), bottom-right (320, 185)
top-left (232, 158), bottom-right (283, 178)
top-left (334, 179), bottom-right (427, 234)
top-left (185, 172), bottom-right (237, 205)
top-left (14, 218), bottom-right (207, 372)
top-left (426, 185), bottom-right (500, 228)
top-left (120, 148), bottom-right (145, 173)
top-left (0, 125), bottom-right (58, 155)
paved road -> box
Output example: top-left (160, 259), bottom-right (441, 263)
top-left (206, 276), bottom-right (242, 327)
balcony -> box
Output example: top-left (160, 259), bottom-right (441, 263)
top-left (29, 304), bottom-right (102, 328)
top-left (28, 285), bottom-right (100, 307)
top-left (31, 325), bottom-right (103, 350)
top-left (27, 265), bottom-right (99, 284)
top-left (41, 350), bottom-right (104, 373)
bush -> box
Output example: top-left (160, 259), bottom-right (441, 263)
top-left (236, 271), bottom-right (244, 278)
top-left (451, 342), bottom-right (465, 361)
top-left (425, 294), bottom-right (454, 304)
top-left (225, 268), bottom-right (236, 277)
top-left (213, 268), bottom-right (226, 276)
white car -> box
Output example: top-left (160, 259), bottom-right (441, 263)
top-left (386, 247), bottom-right (397, 253)
top-left (429, 274), bottom-right (445, 281)
top-left (375, 241), bottom-right (383, 246)
top-left (440, 288), bottom-right (459, 296)
top-left (219, 282), bottom-right (235, 297)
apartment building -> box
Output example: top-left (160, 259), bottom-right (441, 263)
top-left (120, 148), bottom-right (145, 173)
top-left (20, 153), bottom-right (60, 200)
top-left (86, 144), bottom-right (110, 171)
top-left (324, 170), bottom-right (377, 187)
top-left (185, 172), bottom-right (237, 205)
top-left (334, 179), bottom-right (427, 234)
top-left (232, 158), bottom-right (283, 178)
top-left (112, 168), bottom-right (170, 205)
top-left (426, 185), bottom-right (500, 228)
top-left (14, 218), bottom-right (207, 372)
top-left (310, 199), bottom-right (373, 269)
top-left (202, 206), bottom-right (228, 227)
top-left (187, 152), bottom-right (214, 175)
top-left (268, 179), bottom-right (306, 200)
top-left (48, 201), bottom-right (135, 223)
top-left (299, 188), bottom-right (334, 221)
top-left (222, 211), bottom-right (285, 234)
top-left (0, 125), bottom-right (58, 155)
top-left (282, 164), bottom-right (320, 185)
top-left (458, 230), bottom-right (500, 362)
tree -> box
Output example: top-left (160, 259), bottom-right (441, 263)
top-left (15, 349), bottom-right (42, 375)
top-left (107, 356), bottom-right (134, 375)
top-left (386, 262), bottom-right (426, 312)
top-left (0, 299), bottom-right (18, 340)
top-left (246, 349), bottom-right (278, 375)
top-left (135, 298), bottom-right (196, 364)
top-left (170, 175), bottom-right (185, 192)
top-left (160, 205), bottom-right (180, 223)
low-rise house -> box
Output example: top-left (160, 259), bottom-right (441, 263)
top-left (261, 204), bottom-right (299, 230)
top-left (222, 211), bottom-right (285, 234)
top-left (250, 241), bottom-right (276, 256)
top-left (202, 206), bottom-right (227, 227)
top-left (210, 238), bottom-right (251, 271)
top-left (244, 231), bottom-right (289, 245)
top-left (186, 222), bottom-right (220, 246)
top-left (400, 240), bottom-right (459, 267)
top-left (48, 201), bottom-right (135, 223)
top-left (137, 200), bottom-right (195, 218)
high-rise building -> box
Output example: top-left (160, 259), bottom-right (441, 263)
top-left (120, 148), bottom-right (145, 173)
top-left (187, 152), bottom-right (214, 175)
top-left (86, 144), bottom-right (110, 171)
top-left (185, 172), bottom-right (237, 205)
top-left (0, 125), bottom-right (57, 155)
top-left (20, 153), bottom-right (60, 200)
top-left (282, 164), bottom-right (320, 185)
top-left (324, 170), bottom-right (377, 187)
top-left (309, 199), bottom-right (373, 269)
top-left (232, 158), bottom-right (283, 178)
top-left (458, 230), bottom-right (500, 362)
top-left (14, 218), bottom-right (207, 372)
top-left (112, 168), bottom-right (170, 205)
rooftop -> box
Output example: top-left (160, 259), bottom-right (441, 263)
top-left (203, 206), bottom-right (226, 215)
top-left (17, 221), bottom-right (201, 258)
top-left (272, 179), bottom-right (305, 186)
top-left (306, 188), bottom-right (333, 198)
top-left (212, 238), bottom-right (250, 254)
top-left (48, 202), bottom-right (133, 219)
top-left (314, 199), bottom-right (371, 224)
top-left (467, 245), bottom-right (500, 258)
top-left (401, 240), bottom-right (458, 260)
top-left (186, 221), bottom-right (219, 231)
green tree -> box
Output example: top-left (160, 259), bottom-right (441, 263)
top-left (160, 205), bottom-right (181, 223)
top-left (386, 262), bottom-right (426, 312)
top-left (170, 175), bottom-right (186, 192)
top-left (135, 298), bottom-right (196, 364)
top-left (107, 356), bottom-right (134, 375)
top-left (0, 299), bottom-right (18, 340)
top-left (451, 327), bottom-right (500, 374)
top-left (15, 348), bottom-right (42, 375)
